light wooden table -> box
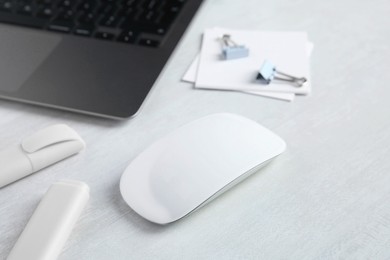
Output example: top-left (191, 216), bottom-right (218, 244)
top-left (2, 0), bottom-right (390, 259)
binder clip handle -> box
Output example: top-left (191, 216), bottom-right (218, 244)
top-left (256, 60), bottom-right (307, 87)
top-left (273, 70), bottom-right (307, 87)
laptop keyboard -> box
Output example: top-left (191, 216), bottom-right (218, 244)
top-left (0, 0), bottom-right (187, 47)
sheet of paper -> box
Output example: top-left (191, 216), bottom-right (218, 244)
top-left (183, 55), bottom-right (296, 101)
top-left (196, 28), bottom-right (311, 94)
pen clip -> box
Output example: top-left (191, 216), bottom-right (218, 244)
top-left (21, 124), bottom-right (84, 153)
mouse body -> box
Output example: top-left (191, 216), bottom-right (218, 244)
top-left (120, 113), bottom-right (286, 224)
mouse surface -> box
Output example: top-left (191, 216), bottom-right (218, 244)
top-left (120, 113), bottom-right (286, 224)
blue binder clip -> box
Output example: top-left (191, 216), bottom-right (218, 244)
top-left (220, 34), bottom-right (249, 60)
top-left (256, 60), bottom-right (307, 87)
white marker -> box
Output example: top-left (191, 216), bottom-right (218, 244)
top-left (7, 180), bottom-right (90, 260)
top-left (0, 124), bottom-right (85, 188)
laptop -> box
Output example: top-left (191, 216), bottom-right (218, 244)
top-left (0, 0), bottom-right (204, 119)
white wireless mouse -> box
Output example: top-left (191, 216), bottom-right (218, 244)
top-left (120, 113), bottom-right (286, 224)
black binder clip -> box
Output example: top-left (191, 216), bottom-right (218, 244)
top-left (256, 60), bottom-right (307, 87)
top-left (220, 34), bottom-right (249, 60)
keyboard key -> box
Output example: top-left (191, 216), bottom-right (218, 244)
top-left (49, 20), bottom-right (74, 32)
top-left (170, 6), bottom-right (180, 13)
top-left (59, 0), bottom-right (75, 8)
top-left (144, 0), bottom-right (159, 10)
top-left (98, 3), bottom-right (114, 14)
top-left (17, 3), bottom-right (34, 15)
top-left (95, 31), bottom-right (115, 40)
top-left (122, 20), bottom-right (167, 36)
top-left (37, 6), bottom-right (54, 18)
top-left (115, 9), bottom-right (133, 27)
top-left (75, 25), bottom-right (94, 36)
top-left (78, 0), bottom-right (96, 11)
top-left (57, 9), bottom-right (76, 20)
top-left (138, 10), bottom-right (156, 23)
top-left (99, 13), bottom-right (120, 27)
top-left (0, 1), bottom-right (13, 12)
top-left (118, 29), bottom-right (138, 43)
top-left (36, 0), bottom-right (53, 5)
top-left (138, 38), bottom-right (159, 47)
top-left (78, 12), bottom-right (96, 24)
top-left (155, 27), bottom-right (167, 35)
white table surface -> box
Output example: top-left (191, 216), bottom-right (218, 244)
top-left (2, 0), bottom-right (390, 259)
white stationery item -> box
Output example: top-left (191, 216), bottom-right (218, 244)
top-left (195, 28), bottom-right (311, 94)
top-left (7, 180), bottom-right (89, 260)
top-left (0, 124), bottom-right (85, 188)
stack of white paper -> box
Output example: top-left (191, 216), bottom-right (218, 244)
top-left (182, 28), bottom-right (313, 101)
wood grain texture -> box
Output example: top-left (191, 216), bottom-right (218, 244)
top-left (2, 0), bottom-right (390, 259)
